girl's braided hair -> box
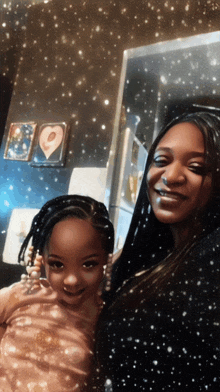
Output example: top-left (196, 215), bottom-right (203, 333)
top-left (18, 195), bottom-right (114, 264)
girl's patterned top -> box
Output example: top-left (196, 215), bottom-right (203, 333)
top-left (0, 279), bottom-right (101, 392)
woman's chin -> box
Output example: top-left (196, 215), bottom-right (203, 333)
top-left (154, 210), bottom-right (184, 225)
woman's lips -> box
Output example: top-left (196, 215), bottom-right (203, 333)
top-left (155, 189), bottom-right (188, 201)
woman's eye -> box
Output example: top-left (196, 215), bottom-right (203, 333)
top-left (189, 164), bottom-right (207, 175)
top-left (48, 261), bottom-right (63, 270)
top-left (83, 261), bottom-right (99, 269)
top-left (153, 156), bottom-right (169, 167)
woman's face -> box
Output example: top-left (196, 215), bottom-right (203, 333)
top-left (147, 122), bottom-right (212, 225)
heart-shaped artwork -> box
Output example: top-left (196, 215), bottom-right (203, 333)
top-left (39, 126), bottom-right (64, 159)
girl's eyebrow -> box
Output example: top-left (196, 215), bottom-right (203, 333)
top-left (48, 253), bottom-right (64, 260)
top-left (47, 253), bottom-right (102, 260)
top-left (81, 253), bottom-right (101, 260)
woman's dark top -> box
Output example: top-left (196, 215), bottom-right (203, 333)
top-left (91, 112), bottom-right (220, 390)
top-left (93, 225), bottom-right (220, 391)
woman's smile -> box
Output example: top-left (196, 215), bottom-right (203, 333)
top-left (147, 122), bottom-right (212, 227)
top-left (155, 189), bottom-right (188, 202)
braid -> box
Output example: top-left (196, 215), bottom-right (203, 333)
top-left (18, 195), bottom-right (114, 265)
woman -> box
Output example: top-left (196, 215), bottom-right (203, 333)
top-left (92, 111), bottom-right (220, 391)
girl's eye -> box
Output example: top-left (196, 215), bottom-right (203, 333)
top-left (83, 261), bottom-right (99, 269)
top-left (48, 261), bottom-right (64, 270)
top-left (189, 163), bottom-right (207, 175)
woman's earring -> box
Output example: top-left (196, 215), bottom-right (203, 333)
top-left (21, 246), bottom-right (42, 292)
top-left (105, 254), bottom-right (113, 291)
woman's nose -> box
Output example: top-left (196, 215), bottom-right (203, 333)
top-left (162, 163), bottom-right (186, 185)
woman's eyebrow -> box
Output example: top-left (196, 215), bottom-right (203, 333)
top-left (154, 147), bottom-right (171, 153)
top-left (188, 152), bottom-right (206, 158)
top-left (155, 147), bottom-right (205, 157)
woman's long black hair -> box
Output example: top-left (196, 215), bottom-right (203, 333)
top-left (18, 194), bottom-right (114, 265)
top-left (111, 111), bottom-right (220, 293)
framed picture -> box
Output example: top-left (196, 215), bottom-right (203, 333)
top-left (4, 122), bottom-right (37, 161)
top-left (31, 122), bottom-right (69, 167)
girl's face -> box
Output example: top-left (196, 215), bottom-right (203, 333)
top-left (43, 217), bottom-right (107, 309)
top-left (147, 122), bottom-right (212, 226)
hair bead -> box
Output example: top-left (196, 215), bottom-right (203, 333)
top-left (21, 248), bottom-right (42, 292)
top-left (105, 254), bottom-right (113, 291)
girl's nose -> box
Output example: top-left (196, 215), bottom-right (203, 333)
top-left (162, 163), bottom-right (186, 185)
top-left (64, 273), bottom-right (80, 286)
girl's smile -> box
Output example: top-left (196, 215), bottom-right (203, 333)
top-left (63, 287), bottom-right (85, 298)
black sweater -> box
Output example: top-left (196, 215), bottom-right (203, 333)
top-left (93, 226), bottom-right (220, 391)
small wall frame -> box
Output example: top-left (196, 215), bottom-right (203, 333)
top-left (31, 122), bottom-right (69, 167)
top-left (4, 122), bottom-right (37, 161)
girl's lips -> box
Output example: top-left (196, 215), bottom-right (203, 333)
top-left (63, 288), bottom-right (85, 297)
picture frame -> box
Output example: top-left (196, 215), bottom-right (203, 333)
top-left (31, 122), bottom-right (69, 167)
top-left (4, 122), bottom-right (37, 161)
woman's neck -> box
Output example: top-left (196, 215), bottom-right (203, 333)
top-left (170, 213), bottom-right (204, 249)
top-left (170, 221), bottom-right (191, 248)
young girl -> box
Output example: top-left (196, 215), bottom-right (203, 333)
top-left (0, 195), bottom-right (114, 392)
top-left (93, 111), bottom-right (220, 391)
